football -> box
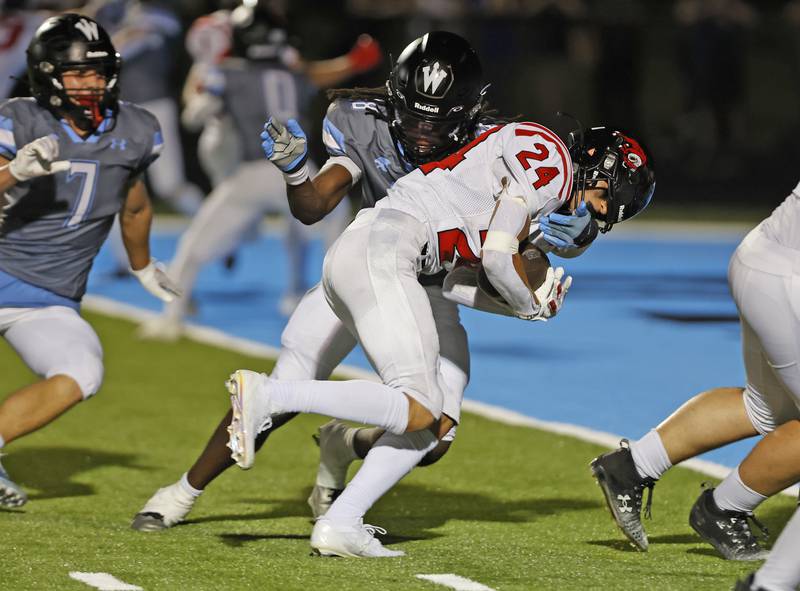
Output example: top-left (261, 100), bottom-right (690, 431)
top-left (477, 243), bottom-right (551, 299)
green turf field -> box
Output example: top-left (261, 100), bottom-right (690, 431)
top-left (0, 312), bottom-right (794, 590)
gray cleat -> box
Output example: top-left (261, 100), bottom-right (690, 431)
top-left (307, 484), bottom-right (344, 520)
top-left (131, 512), bottom-right (168, 532)
top-left (0, 456), bottom-right (27, 508)
top-left (590, 439), bottom-right (656, 551)
top-left (131, 482), bottom-right (197, 531)
top-left (689, 487), bottom-right (769, 561)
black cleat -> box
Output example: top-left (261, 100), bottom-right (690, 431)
top-left (590, 439), bottom-right (656, 551)
top-left (689, 487), bottom-right (769, 561)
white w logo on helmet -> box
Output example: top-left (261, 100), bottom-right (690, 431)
top-left (422, 62), bottom-right (448, 95)
top-left (75, 19), bottom-right (99, 42)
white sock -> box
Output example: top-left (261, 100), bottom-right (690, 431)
top-left (269, 379), bottom-right (410, 435)
top-left (713, 467), bottom-right (767, 513)
top-left (753, 508), bottom-right (800, 591)
top-left (630, 429), bottom-right (672, 480)
top-left (325, 430), bottom-right (438, 524)
top-left (0, 434), bottom-right (5, 450)
top-left (178, 473), bottom-right (203, 498)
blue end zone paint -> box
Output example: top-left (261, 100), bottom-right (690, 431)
top-left (87, 229), bottom-right (757, 468)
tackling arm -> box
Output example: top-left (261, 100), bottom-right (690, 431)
top-left (287, 162), bottom-right (353, 225)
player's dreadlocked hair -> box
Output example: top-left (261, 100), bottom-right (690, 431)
top-left (325, 86), bottom-right (388, 102)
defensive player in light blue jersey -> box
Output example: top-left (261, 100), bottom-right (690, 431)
top-left (0, 13), bottom-right (179, 508)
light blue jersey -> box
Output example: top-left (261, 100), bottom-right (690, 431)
top-left (0, 98), bottom-right (161, 304)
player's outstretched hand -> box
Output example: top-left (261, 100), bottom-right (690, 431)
top-left (9, 136), bottom-right (70, 182)
top-left (131, 259), bottom-right (182, 303)
top-left (261, 117), bottom-right (308, 173)
top-left (526, 266), bottom-right (572, 321)
top-left (538, 201), bottom-right (597, 250)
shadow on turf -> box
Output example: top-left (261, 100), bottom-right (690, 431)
top-left (3, 446), bottom-right (147, 500)
top-left (219, 533), bottom-right (310, 548)
top-left (217, 531), bottom-right (427, 548)
top-left (586, 533), bottom-right (699, 553)
top-left (188, 485), bottom-right (598, 539)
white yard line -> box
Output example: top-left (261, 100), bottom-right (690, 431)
top-left (82, 295), bottom-right (799, 498)
top-left (416, 574), bottom-right (496, 591)
top-left (68, 572), bottom-right (142, 591)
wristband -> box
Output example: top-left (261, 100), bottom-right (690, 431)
top-left (283, 163), bottom-right (310, 186)
top-left (482, 230), bottom-right (519, 254)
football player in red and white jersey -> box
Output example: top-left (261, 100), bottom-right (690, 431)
top-left (130, 31), bottom-right (654, 556)
top-left (225, 118), bottom-right (654, 556)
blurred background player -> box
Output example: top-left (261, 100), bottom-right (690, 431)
top-left (182, 5), bottom-right (241, 190)
top-left (0, 13), bottom-right (179, 507)
top-left (137, 0), bottom-right (381, 339)
top-left (591, 178), bottom-right (800, 561)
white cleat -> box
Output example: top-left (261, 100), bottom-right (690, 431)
top-left (0, 456), bottom-right (26, 509)
top-left (131, 482), bottom-right (197, 531)
top-left (308, 420), bottom-right (358, 518)
top-left (311, 518), bottom-right (405, 558)
top-left (136, 317), bottom-right (183, 342)
top-left (226, 369), bottom-right (274, 470)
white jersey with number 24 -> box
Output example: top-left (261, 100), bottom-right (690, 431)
top-left (375, 121), bottom-right (573, 274)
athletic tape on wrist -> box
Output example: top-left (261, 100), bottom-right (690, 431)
top-left (482, 230), bottom-right (519, 254)
top-left (283, 163), bottom-right (310, 186)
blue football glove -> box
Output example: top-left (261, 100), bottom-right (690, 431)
top-left (260, 117), bottom-right (308, 173)
top-left (538, 201), bottom-right (597, 250)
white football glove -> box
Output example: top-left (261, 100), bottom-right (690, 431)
top-left (261, 117), bottom-right (308, 173)
top-left (130, 259), bottom-right (182, 303)
top-left (523, 266), bottom-right (572, 322)
top-left (8, 136), bottom-right (70, 182)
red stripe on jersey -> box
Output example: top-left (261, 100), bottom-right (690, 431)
top-left (419, 125), bottom-right (504, 175)
top-left (514, 122), bottom-right (573, 203)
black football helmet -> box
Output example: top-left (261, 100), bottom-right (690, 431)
top-left (230, 1), bottom-right (289, 61)
top-left (27, 14), bottom-right (120, 132)
top-left (568, 127), bottom-right (655, 232)
top-left (387, 31), bottom-right (486, 165)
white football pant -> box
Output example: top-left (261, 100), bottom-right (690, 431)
top-left (0, 306), bottom-right (103, 398)
top-left (321, 208), bottom-right (451, 418)
top-left (730, 224), bottom-right (800, 434)
top-left (274, 280), bottom-right (468, 423)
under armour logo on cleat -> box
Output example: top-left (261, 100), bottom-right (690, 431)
top-left (617, 494), bottom-right (632, 513)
